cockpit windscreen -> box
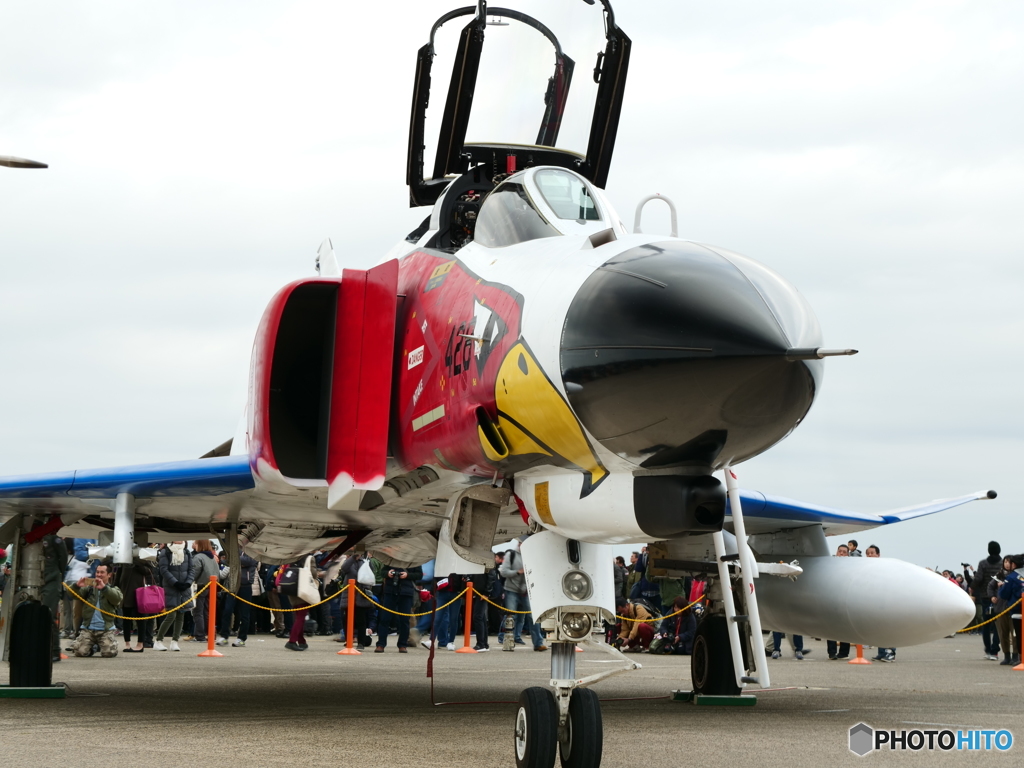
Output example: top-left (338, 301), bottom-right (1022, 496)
top-left (473, 181), bottom-right (558, 248)
top-left (534, 169), bottom-right (601, 221)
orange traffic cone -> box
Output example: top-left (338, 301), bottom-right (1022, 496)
top-left (848, 644), bottom-right (871, 664)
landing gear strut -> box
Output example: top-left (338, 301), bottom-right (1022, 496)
top-left (510, 531), bottom-right (634, 768)
top-left (689, 466), bottom-right (771, 696)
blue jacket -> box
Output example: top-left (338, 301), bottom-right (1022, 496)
top-left (998, 571), bottom-right (1022, 604)
top-left (658, 610), bottom-right (697, 654)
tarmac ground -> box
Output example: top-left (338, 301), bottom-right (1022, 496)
top-left (2, 630), bottom-right (1020, 767)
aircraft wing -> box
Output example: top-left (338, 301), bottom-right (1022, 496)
top-left (0, 454), bottom-right (994, 553)
top-left (732, 488), bottom-right (997, 537)
top-left (0, 456), bottom-right (258, 546)
top-left (0, 455), bottom-right (256, 504)
top-left (0, 455), bottom-right (528, 565)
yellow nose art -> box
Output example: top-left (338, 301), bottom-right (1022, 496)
top-left (493, 341), bottom-right (607, 496)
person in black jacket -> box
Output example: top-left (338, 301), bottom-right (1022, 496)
top-left (217, 552), bottom-right (259, 647)
top-left (153, 542), bottom-right (193, 652)
top-left (337, 554), bottom-right (373, 648)
top-left (654, 597), bottom-right (697, 655)
top-left (613, 556), bottom-right (628, 599)
top-left (970, 541), bottom-right (1003, 660)
top-left (486, 552), bottom-right (505, 634)
top-left (471, 564), bottom-right (498, 651)
top-left (113, 557), bottom-right (155, 652)
top-left (374, 563), bottom-right (423, 652)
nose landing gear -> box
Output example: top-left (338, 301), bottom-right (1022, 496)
top-left (513, 638), bottom-right (636, 768)
top-left (509, 530), bottom-right (640, 768)
top-left (513, 684), bottom-right (604, 768)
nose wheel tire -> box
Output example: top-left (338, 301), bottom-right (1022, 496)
top-left (691, 615), bottom-right (740, 696)
top-left (9, 602), bottom-right (54, 688)
top-left (515, 687), bottom-right (558, 768)
top-left (559, 687), bottom-right (603, 768)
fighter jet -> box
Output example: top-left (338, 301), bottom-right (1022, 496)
top-left (0, 2), bottom-right (993, 767)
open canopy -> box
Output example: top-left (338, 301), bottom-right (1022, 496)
top-left (407, 0), bottom-right (630, 206)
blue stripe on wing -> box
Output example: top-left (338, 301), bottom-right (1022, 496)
top-left (731, 488), bottom-right (995, 528)
top-left (730, 489), bottom-right (885, 526)
top-left (0, 455), bottom-right (254, 499)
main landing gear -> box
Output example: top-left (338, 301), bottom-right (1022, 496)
top-left (1, 526), bottom-right (53, 687)
top-left (690, 615), bottom-right (741, 696)
top-left (689, 466), bottom-right (776, 696)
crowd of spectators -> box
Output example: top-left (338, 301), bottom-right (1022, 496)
top-left (0, 534), bottom-right (1017, 668)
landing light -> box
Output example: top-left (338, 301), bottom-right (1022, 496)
top-left (560, 612), bottom-right (592, 640)
top-left (562, 570), bottom-right (593, 601)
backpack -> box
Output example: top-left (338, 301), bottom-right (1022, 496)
top-left (631, 597), bottom-right (661, 621)
top-left (277, 563), bottom-right (300, 596)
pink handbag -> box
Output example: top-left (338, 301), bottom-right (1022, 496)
top-left (135, 585), bottom-right (165, 615)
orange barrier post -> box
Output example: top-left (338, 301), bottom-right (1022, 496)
top-left (849, 644), bottom-right (871, 664)
top-left (455, 582), bottom-right (477, 653)
top-left (198, 575), bottom-right (223, 657)
top-left (1014, 612), bottom-right (1023, 671)
top-left (338, 579), bottom-right (361, 655)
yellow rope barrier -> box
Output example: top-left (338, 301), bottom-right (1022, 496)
top-left (222, 586), bottom-right (347, 612)
top-left (615, 595), bottom-right (705, 623)
top-left (475, 593), bottom-right (532, 614)
top-left (476, 591), bottom-right (706, 623)
top-left (220, 585), bottom-right (470, 617)
top-left (65, 581), bottom-right (211, 621)
top-left (352, 586), bottom-right (468, 617)
top-left (956, 598), bottom-right (1022, 633)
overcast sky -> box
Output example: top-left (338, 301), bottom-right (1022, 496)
top-left (1, 0), bottom-right (1021, 571)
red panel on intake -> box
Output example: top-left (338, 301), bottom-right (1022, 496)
top-left (327, 260), bottom-right (399, 494)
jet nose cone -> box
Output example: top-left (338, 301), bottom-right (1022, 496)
top-left (561, 241), bottom-right (823, 468)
